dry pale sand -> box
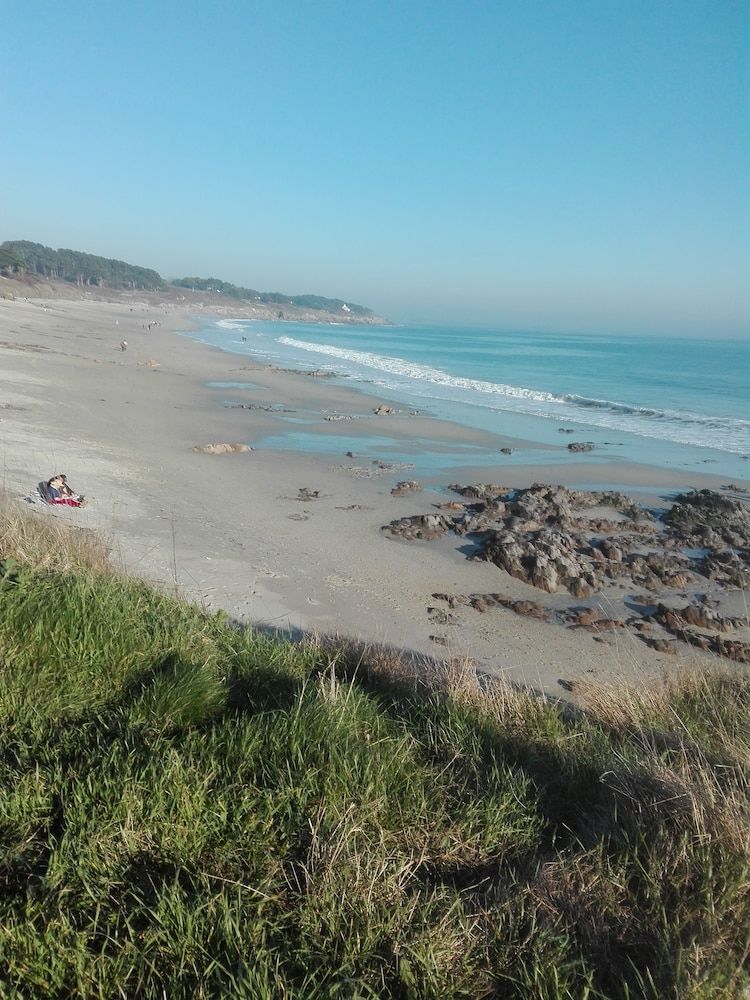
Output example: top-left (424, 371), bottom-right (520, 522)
top-left (1, 291), bottom-right (744, 695)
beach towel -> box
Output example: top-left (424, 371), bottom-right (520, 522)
top-left (23, 482), bottom-right (86, 508)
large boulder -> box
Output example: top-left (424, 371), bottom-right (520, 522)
top-left (480, 528), bottom-right (600, 596)
top-left (666, 490), bottom-right (750, 548)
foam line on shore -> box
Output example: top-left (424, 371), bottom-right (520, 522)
top-left (276, 335), bottom-right (750, 454)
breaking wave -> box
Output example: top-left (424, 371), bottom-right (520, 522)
top-left (215, 319), bottom-right (246, 331)
top-left (277, 336), bottom-right (750, 454)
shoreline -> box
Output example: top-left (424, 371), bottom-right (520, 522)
top-left (176, 324), bottom-right (744, 511)
top-left (1, 294), bottom-right (746, 696)
top-left (187, 316), bottom-right (750, 484)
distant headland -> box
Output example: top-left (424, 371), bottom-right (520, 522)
top-left (0, 240), bottom-right (390, 326)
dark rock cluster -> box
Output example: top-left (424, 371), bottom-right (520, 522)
top-left (386, 483), bottom-right (656, 597)
top-left (386, 484), bottom-right (750, 663)
top-left (664, 490), bottom-right (750, 587)
top-left (383, 513), bottom-right (452, 541)
top-left (651, 603), bottom-right (750, 662)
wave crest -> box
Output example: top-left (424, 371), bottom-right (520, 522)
top-left (276, 336), bottom-right (750, 454)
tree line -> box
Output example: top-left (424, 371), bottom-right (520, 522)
top-left (0, 241), bottom-right (164, 290)
top-left (0, 239), bottom-right (374, 315)
top-left (173, 276), bottom-right (373, 316)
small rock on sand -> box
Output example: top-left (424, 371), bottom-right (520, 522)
top-left (296, 488), bottom-right (321, 502)
top-left (192, 443), bottom-right (252, 455)
top-left (391, 480), bottom-right (422, 497)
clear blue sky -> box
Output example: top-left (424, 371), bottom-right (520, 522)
top-left (2, 1), bottom-right (747, 334)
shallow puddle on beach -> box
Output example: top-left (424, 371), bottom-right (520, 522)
top-left (251, 429), bottom-right (572, 476)
top-left (276, 415), bottom-right (326, 425)
top-left (206, 380), bottom-right (261, 390)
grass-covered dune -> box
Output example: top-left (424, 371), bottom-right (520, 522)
top-left (0, 501), bottom-right (748, 999)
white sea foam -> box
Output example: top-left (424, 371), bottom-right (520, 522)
top-left (279, 337), bottom-right (560, 400)
top-left (216, 319), bottom-right (247, 330)
top-left (277, 336), bottom-right (750, 454)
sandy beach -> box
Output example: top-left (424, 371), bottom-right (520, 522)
top-left (1, 289), bottom-right (747, 695)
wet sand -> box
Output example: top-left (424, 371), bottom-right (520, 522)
top-left (1, 291), bottom-right (746, 695)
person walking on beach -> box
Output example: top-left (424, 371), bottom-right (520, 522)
top-left (120, 339), bottom-right (128, 352)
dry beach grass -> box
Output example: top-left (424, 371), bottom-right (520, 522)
top-left (0, 490), bottom-right (113, 575)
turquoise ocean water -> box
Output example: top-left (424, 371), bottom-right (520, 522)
top-left (187, 320), bottom-right (749, 482)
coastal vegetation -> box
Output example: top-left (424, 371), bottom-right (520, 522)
top-left (0, 241), bottom-right (165, 290)
top-left (0, 240), bottom-right (375, 316)
top-left (0, 246), bottom-right (26, 276)
top-left (172, 276), bottom-right (373, 316)
top-left (0, 499), bottom-right (748, 998)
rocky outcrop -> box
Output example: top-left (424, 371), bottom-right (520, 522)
top-left (386, 484), bottom-right (662, 595)
top-left (448, 484), bottom-right (509, 500)
top-left (699, 551), bottom-right (748, 588)
top-left (481, 528), bottom-right (600, 596)
top-left (651, 602), bottom-right (744, 635)
top-left (568, 442), bottom-right (594, 452)
top-left (451, 501), bottom-right (507, 536)
top-left (469, 485), bottom-right (658, 595)
top-left (382, 513), bottom-right (452, 541)
top-left (622, 552), bottom-right (693, 591)
top-left (468, 594), bottom-right (551, 621)
top-left (651, 614), bottom-right (750, 662)
top-left (568, 616), bottom-right (626, 632)
top-left (665, 489), bottom-right (750, 587)
top-left (384, 483), bottom-right (749, 663)
top-left (373, 404), bottom-right (395, 415)
top-left (666, 490), bottom-right (750, 550)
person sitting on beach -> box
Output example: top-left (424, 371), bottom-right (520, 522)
top-left (45, 474), bottom-right (86, 507)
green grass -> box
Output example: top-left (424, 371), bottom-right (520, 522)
top-left (0, 507), bottom-right (748, 997)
